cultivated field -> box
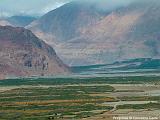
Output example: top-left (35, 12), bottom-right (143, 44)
top-left (0, 76), bottom-right (160, 120)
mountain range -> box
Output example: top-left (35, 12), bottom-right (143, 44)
top-left (7, 16), bottom-right (36, 27)
top-left (0, 0), bottom-right (160, 79)
top-left (27, 0), bottom-right (160, 66)
top-left (72, 58), bottom-right (160, 75)
top-left (0, 16), bottom-right (36, 27)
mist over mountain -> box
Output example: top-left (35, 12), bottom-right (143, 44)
top-left (28, 0), bottom-right (160, 66)
top-left (0, 0), bottom-right (72, 17)
top-left (78, 0), bottom-right (136, 11)
top-left (0, 0), bottom-right (136, 17)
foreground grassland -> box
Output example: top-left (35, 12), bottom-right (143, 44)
top-left (0, 76), bottom-right (160, 120)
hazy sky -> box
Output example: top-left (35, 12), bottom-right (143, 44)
top-left (0, 0), bottom-right (135, 17)
top-left (0, 0), bottom-right (72, 17)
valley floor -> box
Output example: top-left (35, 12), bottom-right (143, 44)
top-left (0, 76), bottom-right (159, 120)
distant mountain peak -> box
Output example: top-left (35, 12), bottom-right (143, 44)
top-left (27, 0), bottom-right (107, 41)
top-left (7, 16), bottom-right (36, 27)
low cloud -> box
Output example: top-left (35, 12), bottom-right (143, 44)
top-left (0, 0), bottom-right (72, 17)
top-left (0, 0), bottom-right (137, 17)
top-left (79, 0), bottom-right (136, 11)
top-left (99, 0), bottom-right (135, 11)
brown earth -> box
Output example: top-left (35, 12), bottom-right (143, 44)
top-left (0, 26), bottom-right (70, 79)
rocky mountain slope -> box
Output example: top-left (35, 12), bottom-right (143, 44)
top-left (0, 26), bottom-right (69, 79)
top-left (28, 0), bottom-right (160, 66)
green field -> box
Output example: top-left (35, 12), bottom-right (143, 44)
top-left (1, 76), bottom-right (160, 86)
top-left (0, 76), bottom-right (160, 120)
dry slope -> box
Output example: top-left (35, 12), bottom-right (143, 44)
top-left (0, 26), bottom-right (70, 79)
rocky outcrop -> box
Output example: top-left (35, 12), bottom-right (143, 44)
top-left (0, 26), bottom-right (70, 79)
